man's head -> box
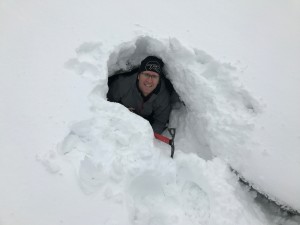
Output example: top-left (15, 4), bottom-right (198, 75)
top-left (138, 56), bottom-right (164, 97)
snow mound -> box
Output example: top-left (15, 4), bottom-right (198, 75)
top-left (41, 35), bottom-right (278, 224)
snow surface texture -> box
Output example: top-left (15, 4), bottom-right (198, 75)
top-left (51, 36), bottom-right (296, 224)
top-left (1, 0), bottom-right (300, 224)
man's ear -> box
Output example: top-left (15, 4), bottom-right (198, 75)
top-left (137, 74), bottom-right (140, 80)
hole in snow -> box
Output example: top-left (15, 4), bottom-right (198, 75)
top-left (105, 36), bottom-right (259, 160)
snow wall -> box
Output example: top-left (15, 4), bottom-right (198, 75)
top-left (49, 35), bottom-right (299, 224)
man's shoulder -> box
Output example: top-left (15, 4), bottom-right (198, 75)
top-left (151, 79), bottom-right (171, 106)
top-left (108, 71), bottom-right (138, 99)
top-left (159, 78), bottom-right (182, 108)
top-left (108, 68), bottom-right (138, 86)
top-left (159, 78), bottom-right (171, 97)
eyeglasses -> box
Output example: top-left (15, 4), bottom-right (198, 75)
top-left (141, 73), bottom-right (159, 80)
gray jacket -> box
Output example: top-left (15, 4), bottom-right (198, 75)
top-left (107, 73), bottom-right (171, 134)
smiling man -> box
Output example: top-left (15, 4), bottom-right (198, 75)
top-left (107, 56), bottom-right (171, 134)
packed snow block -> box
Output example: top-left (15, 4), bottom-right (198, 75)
top-left (59, 100), bottom-right (156, 194)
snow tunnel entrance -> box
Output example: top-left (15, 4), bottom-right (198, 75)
top-left (105, 36), bottom-right (213, 159)
top-left (105, 35), bottom-right (258, 161)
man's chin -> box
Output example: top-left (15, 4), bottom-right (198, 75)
top-left (143, 87), bottom-right (154, 93)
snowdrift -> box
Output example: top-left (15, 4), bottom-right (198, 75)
top-left (39, 36), bottom-right (298, 224)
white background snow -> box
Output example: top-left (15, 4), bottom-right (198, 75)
top-left (0, 0), bottom-right (300, 225)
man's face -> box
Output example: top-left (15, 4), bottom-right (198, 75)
top-left (138, 71), bottom-right (160, 96)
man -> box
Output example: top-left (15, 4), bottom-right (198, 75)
top-left (107, 56), bottom-right (171, 134)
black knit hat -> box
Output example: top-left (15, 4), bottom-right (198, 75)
top-left (138, 56), bottom-right (164, 76)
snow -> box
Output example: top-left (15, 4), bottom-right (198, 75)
top-left (1, 0), bottom-right (300, 224)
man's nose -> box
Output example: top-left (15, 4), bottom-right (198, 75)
top-left (146, 76), bottom-right (153, 81)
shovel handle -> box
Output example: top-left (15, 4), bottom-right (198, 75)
top-left (154, 133), bottom-right (171, 145)
top-left (154, 128), bottom-right (176, 158)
